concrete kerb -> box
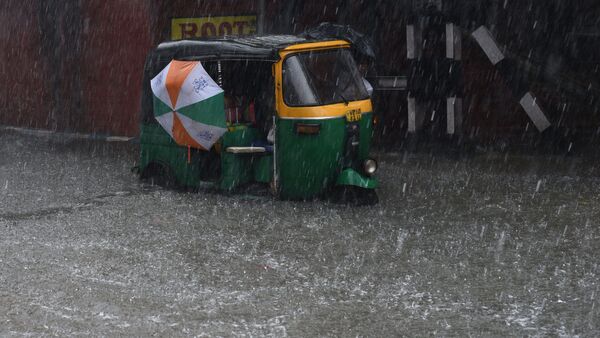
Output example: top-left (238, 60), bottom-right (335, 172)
top-left (0, 126), bottom-right (137, 143)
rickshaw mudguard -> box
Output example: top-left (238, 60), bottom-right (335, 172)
top-left (335, 168), bottom-right (378, 189)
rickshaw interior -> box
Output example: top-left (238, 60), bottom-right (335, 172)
top-left (196, 60), bottom-right (276, 186)
top-left (202, 60), bottom-right (274, 130)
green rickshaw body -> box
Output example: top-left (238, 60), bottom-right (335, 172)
top-left (275, 112), bottom-right (376, 199)
top-left (138, 35), bottom-right (378, 200)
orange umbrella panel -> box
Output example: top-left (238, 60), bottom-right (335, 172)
top-left (150, 60), bottom-right (227, 150)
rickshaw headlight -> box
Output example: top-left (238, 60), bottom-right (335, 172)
top-left (363, 159), bottom-right (377, 176)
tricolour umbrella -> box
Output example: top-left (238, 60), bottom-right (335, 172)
top-left (150, 60), bottom-right (226, 150)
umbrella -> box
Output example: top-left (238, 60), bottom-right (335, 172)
top-left (150, 60), bottom-right (226, 150)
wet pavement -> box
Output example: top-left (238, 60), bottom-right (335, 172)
top-left (1, 130), bottom-right (599, 336)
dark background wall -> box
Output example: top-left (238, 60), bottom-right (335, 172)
top-left (0, 0), bottom-right (49, 131)
top-left (0, 0), bottom-right (598, 142)
top-left (0, 0), bottom-right (152, 136)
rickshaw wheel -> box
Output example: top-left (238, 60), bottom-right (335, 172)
top-left (332, 186), bottom-right (378, 206)
top-left (141, 162), bottom-right (176, 188)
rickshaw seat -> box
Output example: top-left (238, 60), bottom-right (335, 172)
top-left (250, 140), bottom-right (273, 152)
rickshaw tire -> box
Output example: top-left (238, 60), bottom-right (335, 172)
top-left (333, 186), bottom-right (378, 206)
top-left (141, 162), bottom-right (177, 188)
top-left (359, 188), bottom-right (379, 206)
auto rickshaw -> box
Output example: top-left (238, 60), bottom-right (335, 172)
top-left (138, 35), bottom-right (378, 202)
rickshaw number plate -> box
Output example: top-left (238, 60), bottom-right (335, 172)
top-left (345, 109), bottom-right (361, 122)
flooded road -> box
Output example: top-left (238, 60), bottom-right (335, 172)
top-left (1, 131), bottom-right (599, 336)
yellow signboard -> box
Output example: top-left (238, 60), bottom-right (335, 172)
top-left (171, 16), bottom-right (257, 40)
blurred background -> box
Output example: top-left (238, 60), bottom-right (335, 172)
top-left (1, 0), bottom-right (598, 150)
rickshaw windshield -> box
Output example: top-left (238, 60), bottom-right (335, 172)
top-left (283, 49), bottom-right (369, 106)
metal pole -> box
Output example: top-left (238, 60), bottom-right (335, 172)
top-left (446, 22), bottom-right (462, 135)
top-left (217, 60), bottom-right (223, 87)
top-left (272, 115), bottom-right (278, 194)
top-left (257, 0), bottom-right (266, 34)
